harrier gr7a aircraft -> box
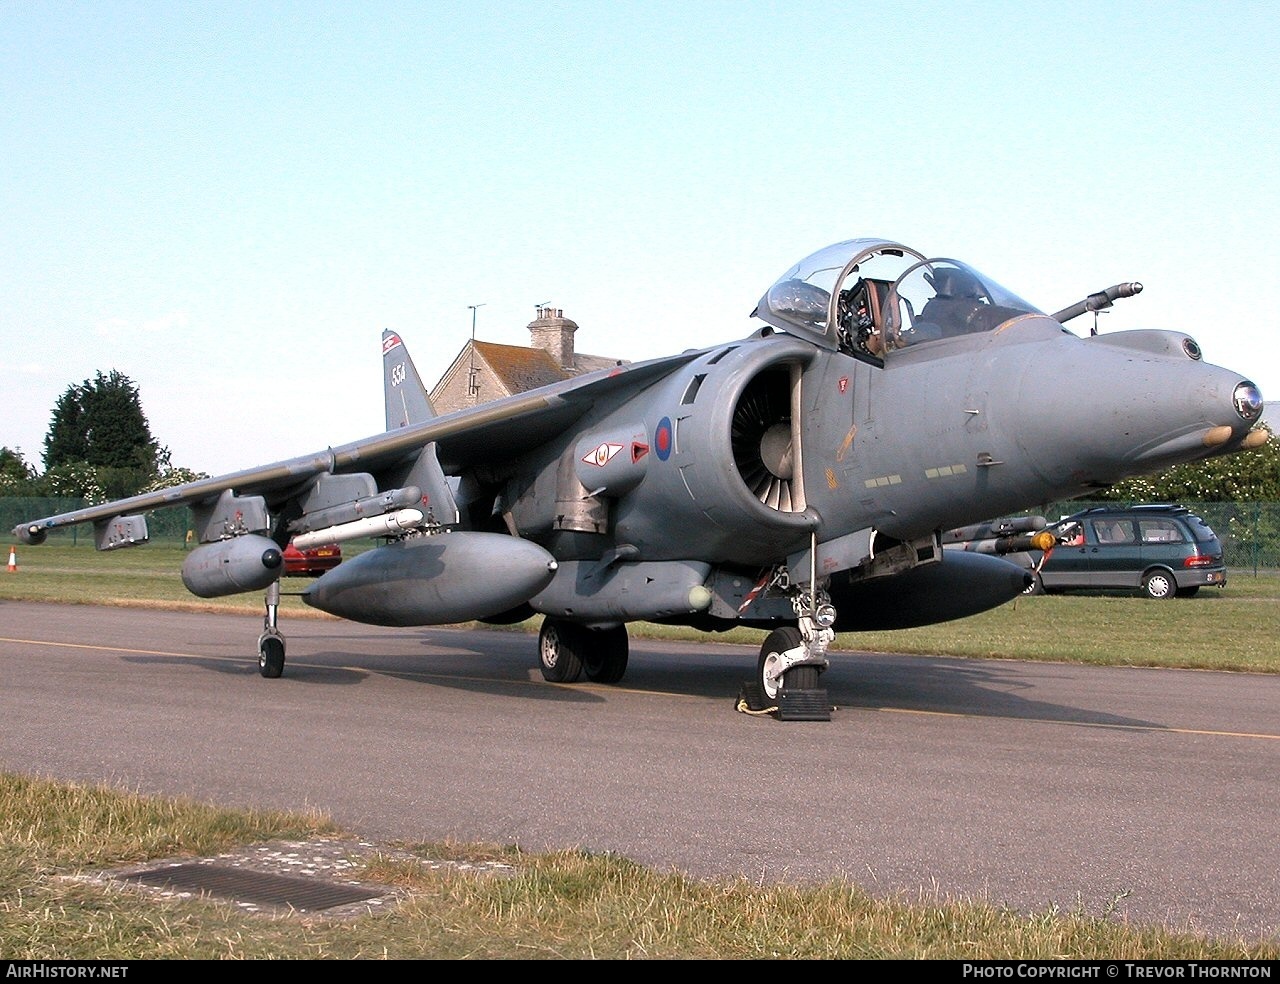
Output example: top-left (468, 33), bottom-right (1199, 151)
top-left (13, 237), bottom-right (1268, 720)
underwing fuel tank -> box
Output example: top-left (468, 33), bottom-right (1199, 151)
top-left (181, 535), bottom-right (283, 598)
top-left (302, 532), bottom-right (558, 627)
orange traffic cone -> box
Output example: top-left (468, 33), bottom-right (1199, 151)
top-left (6, 546), bottom-right (16, 573)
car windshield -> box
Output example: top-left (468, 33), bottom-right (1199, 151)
top-left (753, 238), bottom-right (1043, 359)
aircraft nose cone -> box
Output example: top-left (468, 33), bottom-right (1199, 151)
top-left (1012, 329), bottom-right (1265, 489)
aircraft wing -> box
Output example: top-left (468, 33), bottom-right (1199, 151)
top-left (12, 348), bottom-right (704, 542)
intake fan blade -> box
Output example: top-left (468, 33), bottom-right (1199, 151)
top-left (731, 368), bottom-right (797, 512)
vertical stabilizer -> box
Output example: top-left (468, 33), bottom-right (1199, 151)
top-left (380, 330), bottom-right (460, 526)
top-left (383, 329), bottom-right (437, 428)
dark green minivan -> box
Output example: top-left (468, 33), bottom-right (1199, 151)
top-left (1028, 505), bottom-right (1227, 599)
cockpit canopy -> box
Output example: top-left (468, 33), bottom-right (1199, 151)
top-left (752, 238), bottom-right (1043, 358)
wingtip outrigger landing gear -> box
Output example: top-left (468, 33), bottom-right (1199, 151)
top-left (257, 578), bottom-right (286, 678)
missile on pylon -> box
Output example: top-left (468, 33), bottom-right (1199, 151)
top-left (953, 529), bottom-right (1057, 555)
top-left (941, 515), bottom-right (1047, 543)
top-left (291, 508), bottom-right (425, 551)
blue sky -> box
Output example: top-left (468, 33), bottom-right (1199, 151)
top-left (3, 1), bottom-right (1277, 475)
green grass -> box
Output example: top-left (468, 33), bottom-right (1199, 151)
top-left (836, 579), bottom-right (1280, 671)
top-left (3, 773), bottom-right (1277, 960)
top-left (3, 543), bottom-right (1279, 958)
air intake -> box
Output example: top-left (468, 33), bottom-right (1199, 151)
top-left (731, 367), bottom-right (800, 512)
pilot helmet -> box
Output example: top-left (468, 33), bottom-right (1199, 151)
top-left (927, 266), bottom-right (983, 299)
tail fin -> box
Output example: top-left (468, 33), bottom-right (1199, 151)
top-left (382, 329), bottom-right (436, 429)
top-left (380, 330), bottom-right (460, 527)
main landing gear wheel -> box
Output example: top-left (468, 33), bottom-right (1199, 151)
top-left (582, 625), bottom-right (629, 684)
top-left (539, 618), bottom-right (584, 683)
top-left (258, 634), bottom-right (285, 678)
top-left (757, 625), bottom-right (820, 701)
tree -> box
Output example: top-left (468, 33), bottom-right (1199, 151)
top-left (0, 446), bottom-right (37, 495)
top-left (137, 465), bottom-right (211, 494)
top-left (39, 461), bottom-right (106, 505)
top-left (42, 370), bottom-right (167, 498)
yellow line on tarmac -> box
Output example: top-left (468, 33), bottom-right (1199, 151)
top-left (877, 705), bottom-right (1280, 741)
top-left (0, 636), bottom-right (201, 659)
top-left (0, 634), bottom-right (579, 689)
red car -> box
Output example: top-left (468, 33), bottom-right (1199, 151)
top-left (282, 542), bottom-right (342, 576)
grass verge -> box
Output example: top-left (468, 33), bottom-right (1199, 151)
top-left (3, 773), bottom-right (1277, 960)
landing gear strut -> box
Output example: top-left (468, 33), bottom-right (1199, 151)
top-left (257, 579), bottom-right (286, 678)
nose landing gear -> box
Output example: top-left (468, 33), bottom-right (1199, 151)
top-left (738, 580), bottom-right (834, 721)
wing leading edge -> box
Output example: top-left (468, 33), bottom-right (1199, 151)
top-left (11, 345), bottom-right (706, 544)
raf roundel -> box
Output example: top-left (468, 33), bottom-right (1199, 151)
top-left (654, 417), bottom-right (673, 461)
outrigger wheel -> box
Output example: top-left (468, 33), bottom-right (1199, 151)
top-left (258, 633), bottom-right (285, 679)
top-left (258, 579), bottom-right (286, 678)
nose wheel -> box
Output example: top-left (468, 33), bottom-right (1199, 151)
top-left (757, 625), bottom-right (825, 699)
top-left (740, 576), bottom-right (835, 721)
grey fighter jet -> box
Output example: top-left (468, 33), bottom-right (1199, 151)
top-left (13, 237), bottom-right (1268, 720)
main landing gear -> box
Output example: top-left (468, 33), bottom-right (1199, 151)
top-left (538, 617), bottom-right (629, 684)
top-left (537, 577), bottom-right (836, 721)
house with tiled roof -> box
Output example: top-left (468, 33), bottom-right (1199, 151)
top-left (429, 306), bottom-right (627, 413)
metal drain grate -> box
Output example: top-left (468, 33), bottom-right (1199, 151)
top-left (121, 863), bottom-right (386, 912)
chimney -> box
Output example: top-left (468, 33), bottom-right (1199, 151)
top-left (528, 305), bottom-right (578, 371)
